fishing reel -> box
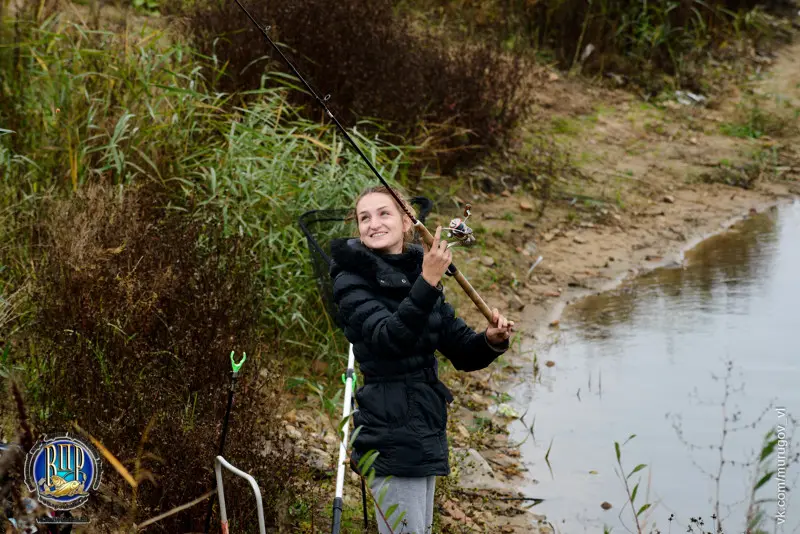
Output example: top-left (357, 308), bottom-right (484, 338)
top-left (446, 203), bottom-right (476, 248)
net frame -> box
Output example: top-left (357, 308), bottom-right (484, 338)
top-left (297, 197), bottom-right (433, 331)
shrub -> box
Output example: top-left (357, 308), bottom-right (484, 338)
top-left (182, 0), bottom-right (532, 177)
top-left (1, 181), bottom-right (304, 532)
top-left (403, 0), bottom-right (797, 96)
top-left (0, 8), bottom-right (432, 527)
top-left (0, 7), bottom-right (430, 528)
top-left (0, 8), bottom-right (405, 365)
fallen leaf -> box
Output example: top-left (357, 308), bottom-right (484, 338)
top-left (442, 500), bottom-right (468, 521)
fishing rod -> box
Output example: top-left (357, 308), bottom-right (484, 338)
top-left (232, 0), bottom-right (495, 323)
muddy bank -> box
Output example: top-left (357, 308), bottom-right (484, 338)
top-left (275, 37), bottom-right (799, 531)
top-left (434, 192), bottom-right (797, 532)
top-left (274, 185), bottom-right (798, 533)
top-left (424, 38), bottom-right (799, 531)
top-left (259, 33), bottom-right (800, 533)
top-left (508, 200), bottom-right (800, 531)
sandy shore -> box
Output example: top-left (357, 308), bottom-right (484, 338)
top-left (422, 38), bottom-right (799, 533)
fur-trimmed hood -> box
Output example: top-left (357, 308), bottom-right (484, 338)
top-left (329, 238), bottom-right (424, 288)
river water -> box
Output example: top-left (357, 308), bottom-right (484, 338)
top-left (510, 201), bottom-right (799, 533)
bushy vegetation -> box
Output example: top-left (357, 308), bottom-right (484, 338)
top-left (1, 0), bottom-right (797, 530)
top-left (13, 182), bottom-right (303, 532)
top-left (402, 0), bottom-right (797, 95)
top-left (182, 0), bottom-right (533, 177)
top-left (0, 3), bottom-right (417, 530)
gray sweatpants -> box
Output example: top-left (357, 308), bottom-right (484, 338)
top-left (370, 475), bottom-right (436, 534)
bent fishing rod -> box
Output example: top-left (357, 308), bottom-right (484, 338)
top-left (233, 0), bottom-right (495, 323)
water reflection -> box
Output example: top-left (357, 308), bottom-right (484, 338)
top-left (572, 207), bottom-right (782, 340)
top-left (513, 202), bottom-right (799, 533)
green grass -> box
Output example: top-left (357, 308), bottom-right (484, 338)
top-left (551, 116), bottom-right (582, 136)
top-left (701, 147), bottom-right (783, 189)
top-left (720, 97), bottom-right (798, 139)
top-left (0, 6), bottom-right (433, 530)
top-left (720, 119), bottom-right (767, 139)
top-left (0, 11), bottom-right (422, 373)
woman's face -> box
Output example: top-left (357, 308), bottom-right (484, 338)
top-left (356, 192), bottom-right (411, 255)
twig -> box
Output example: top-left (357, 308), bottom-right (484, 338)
top-left (452, 488), bottom-right (545, 502)
top-left (72, 421), bottom-right (137, 488)
top-left (526, 256), bottom-right (544, 278)
top-left (135, 489), bottom-right (217, 530)
top-left (592, 169), bottom-right (649, 183)
top-left (129, 414), bottom-right (158, 525)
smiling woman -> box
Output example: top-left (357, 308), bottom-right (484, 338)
top-left (329, 184), bottom-right (514, 533)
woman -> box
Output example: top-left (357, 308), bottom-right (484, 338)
top-left (329, 185), bottom-right (514, 533)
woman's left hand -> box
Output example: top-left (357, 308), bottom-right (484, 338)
top-left (486, 307), bottom-right (514, 345)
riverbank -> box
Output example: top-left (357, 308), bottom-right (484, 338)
top-left (283, 174), bottom-right (798, 532)
top-left (280, 38), bottom-right (799, 532)
top-left (426, 37), bottom-right (799, 532)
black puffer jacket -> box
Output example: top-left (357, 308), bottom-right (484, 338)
top-left (330, 238), bottom-right (509, 477)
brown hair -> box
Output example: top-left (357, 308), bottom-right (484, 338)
top-left (352, 185), bottom-right (417, 252)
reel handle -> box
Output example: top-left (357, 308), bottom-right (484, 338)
top-left (415, 221), bottom-right (493, 323)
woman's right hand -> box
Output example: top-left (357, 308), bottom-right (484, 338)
top-left (421, 226), bottom-right (453, 287)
